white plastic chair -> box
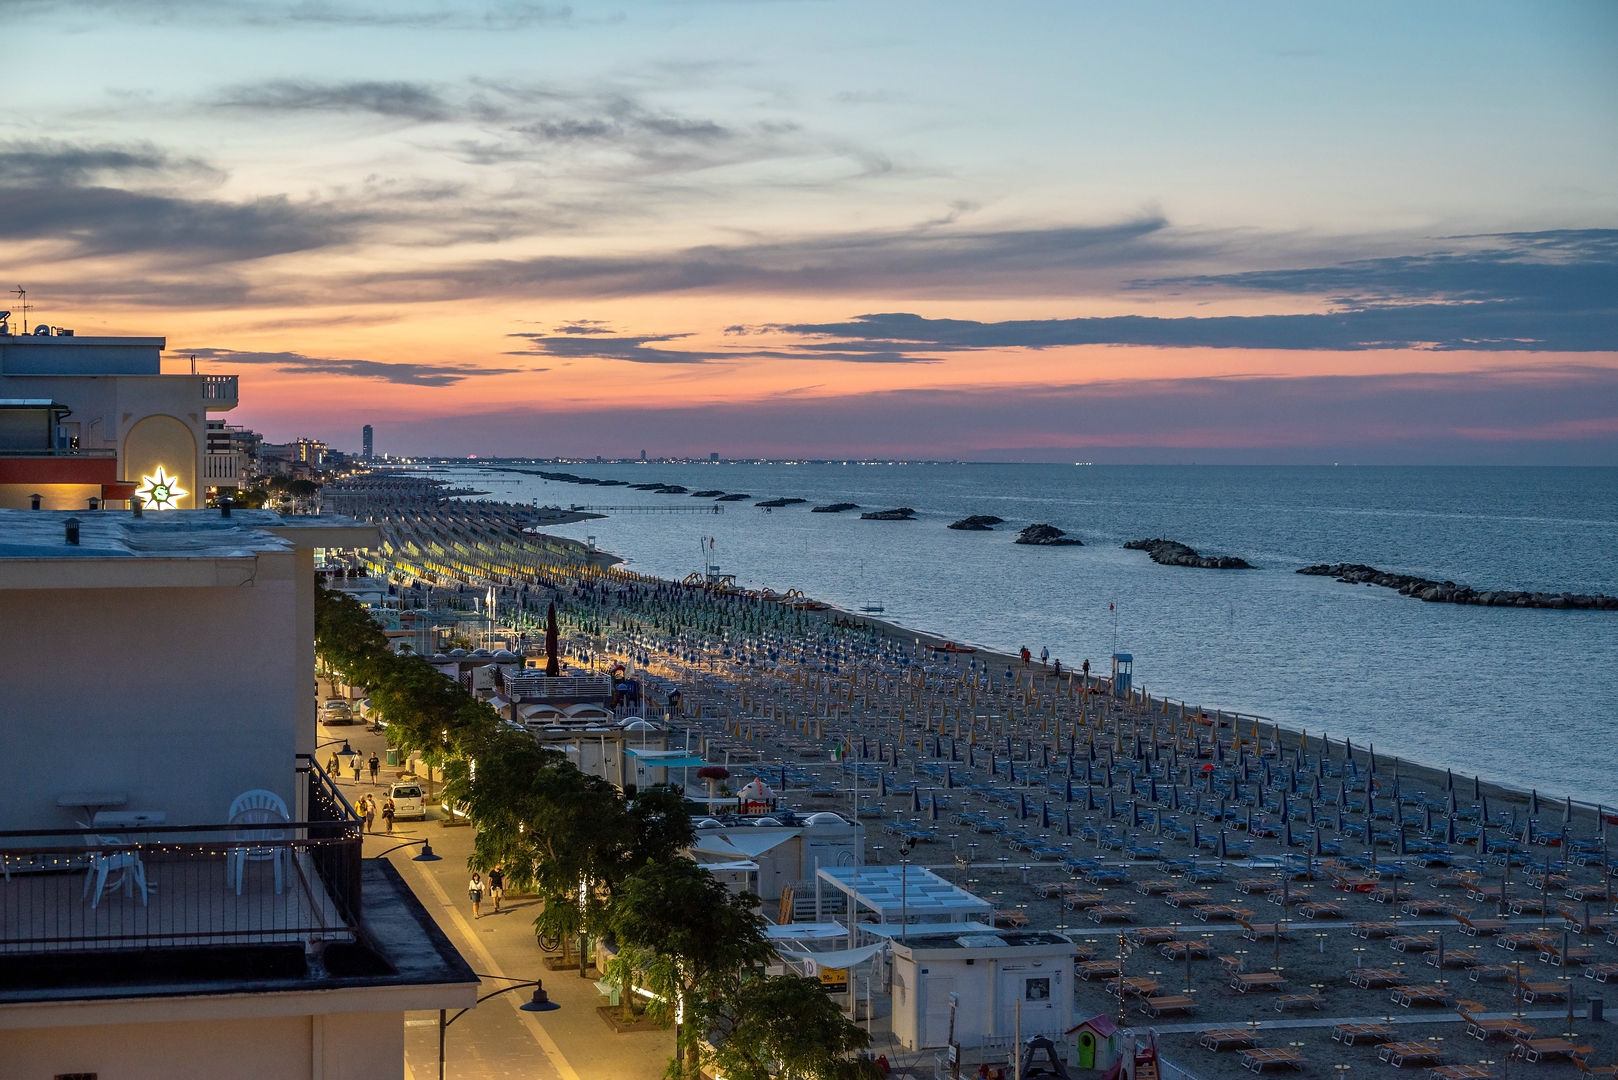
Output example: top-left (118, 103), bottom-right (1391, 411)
top-left (226, 791), bottom-right (290, 896)
top-left (82, 833), bottom-right (148, 908)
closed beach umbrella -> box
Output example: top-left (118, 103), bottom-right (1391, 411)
top-left (862, 736), bottom-right (869, 759)
top-left (946, 766), bottom-right (954, 789)
top-left (1283, 818), bottom-right (1294, 848)
top-left (1218, 829), bottom-right (1229, 859)
top-left (1019, 791), bottom-right (1028, 820)
top-left (1396, 826), bottom-right (1407, 857)
top-left (931, 794), bottom-right (940, 822)
top-left (1064, 777), bottom-right (1073, 804)
top-left (1335, 804), bottom-right (1344, 833)
top-left (989, 751), bottom-right (997, 775)
top-left (1446, 815), bottom-right (1456, 845)
top-left (1042, 801), bottom-right (1051, 828)
top-left (1474, 775), bottom-right (1482, 800)
top-left (1563, 796), bottom-right (1573, 828)
top-left (1477, 827), bottom-right (1488, 857)
top-left (1107, 793), bottom-right (1117, 820)
top-left (544, 602), bottom-right (560, 676)
top-left (1445, 769), bottom-right (1455, 793)
top-left (1193, 821), bottom-right (1202, 849)
top-left (1170, 783), bottom-right (1181, 811)
top-left (1530, 790), bottom-right (1540, 817)
top-left (1149, 776), bottom-right (1159, 803)
top-left (1244, 806), bottom-right (1253, 834)
top-left (1481, 793), bottom-right (1490, 822)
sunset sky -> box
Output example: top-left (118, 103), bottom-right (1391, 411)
top-left (4, 1), bottom-right (1615, 461)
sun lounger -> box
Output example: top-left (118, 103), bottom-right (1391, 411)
top-left (1164, 890), bottom-right (1211, 907)
top-left (1062, 892), bottom-right (1107, 910)
top-left (1510, 1036), bottom-right (1594, 1063)
top-left (1240, 919), bottom-right (1295, 941)
top-left (1194, 904), bottom-right (1254, 922)
top-left (1348, 967), bottom-right (1404, 988)
top-left (1584, 962), bottom-right (1618, 982)
top-left (1198, 1028), bottom-right (1258, 1051)
top-left (1219, 955), bottom-right (1245, 975)
top-left (1297, 901), bottom-right (1344, 918)
top-left (1468, 964), bottom-right (1514, 982)
top-left (1330, 1021), bottom-right (1394, 1046)
top-left (1518, 979), bottom-right (1569, 1003)
top-left (1571, 1058), bottom-right (1618, 1078)
top-left (1077, 959), bottom-right (1122, 980)
top-left (1103, 976), bottom-right (1160, 999)
top-left (1454, 914), bottom-right (1506, 936)
top-left (1429, 1067), bottom-right (1497, 1079)
top-left (1351, 921), bottom-right (1400, 938)
top-left (1238, 1046), bottom-right (1304, 1072)
top-left (1086, 905), bottom-right (1135, 923)
top-left (1140, 993), bottom-right (1198, 1017)
top-left (1390, 984), bottom-right (1452, 1008)
top-left (1232, 971), bottom-right (1286, 993)
top-left (1375, 1041), bottom-right (1446, 1067)
top-left (1160, 938), bottom-right (1211, 960)
top-left (1235, 877), bottom-right (1280, 895)
top-left (1390, 934), bottom-right (1439, 953)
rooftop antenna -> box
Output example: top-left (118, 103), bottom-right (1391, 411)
top-left (11, 287), bottom-right (26, 335)
top-left (190, 353), bottom-right (197, 375)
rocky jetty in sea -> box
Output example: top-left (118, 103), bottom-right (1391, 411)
top-left (1297, 563), bottom-right (1618, 609)
top-left (650, 484), bottom-right (688, 494)
top-left (948, 515), bottom-right (1005, 531)
top-left (860, 507), bottom-right (916, 520)
top-left (691, 489), bottom-right (725, 498)
top-left (1014, 524), bottom-right (1081, 546)
top-left (756, 497), bottom-right (807, 508)
top-left (1125, 538), bottom-right (1251, 569)
top-left (812, 503), bottom-right (859, 513)
top-left (716, 493), bottom-right (750, 501)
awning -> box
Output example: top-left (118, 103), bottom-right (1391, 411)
top-left (691, 830), bottom-right (798, 859)
top-left (765, 922), bottom-right (847, 940)
top-left (779, 942), bottom-right (888, 973)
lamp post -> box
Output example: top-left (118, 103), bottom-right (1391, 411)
top-left (439, 977), bottom-right (559, 1080)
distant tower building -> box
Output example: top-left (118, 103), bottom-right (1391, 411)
top-left (362, 425), bottom-right (373, 460)
top-left (710, 452), bottom-right (719, 462)
top-left (640, 449), bottom-right (646, 461)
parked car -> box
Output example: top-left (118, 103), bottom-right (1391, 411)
top-left (320, 699), bottom-right (354, 725)
top-left (389, 783), bottom-right (425, 820)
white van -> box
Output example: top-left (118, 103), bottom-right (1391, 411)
top-left (389, 783), bottom-right (426, 821)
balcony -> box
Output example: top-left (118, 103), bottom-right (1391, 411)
top-left (0, 758), bottom-right (359, 957)
top-left (203, 451), bottom-right (244, 484)
top-left (203, 373), bottom-right (238, 410)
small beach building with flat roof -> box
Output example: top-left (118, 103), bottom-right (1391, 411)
top-left (0, 508), bottom-right (476, 1080)
top-left (886, 926), bottom-right (1076, 1051)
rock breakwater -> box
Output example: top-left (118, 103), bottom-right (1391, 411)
top-left (812, 503), bottom-right (859, 513)
top-left (1298, 563), bottom-right (1618, 609)
top-left (948, 515), bottom-right (1005, 531)
top-left (1125, 538), bottom-right (1251, 569)
top-left (860, 507), bottom-right (916, 520)
top-left (1015, 524), bottom-right (1081, 546)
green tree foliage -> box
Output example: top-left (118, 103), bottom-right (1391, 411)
top-left (610, 859), bottom-right (776, 1078)
top-left (702, 973), bottom-right (877, 1080)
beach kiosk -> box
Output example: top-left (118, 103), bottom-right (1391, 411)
top-left (1068, 1014), bottom-right (1120, 1072)
top-left (1111, 654), bottom-right (1132, 699)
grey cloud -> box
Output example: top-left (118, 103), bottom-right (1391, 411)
top-left (0, 139), bottom-right (219, 187)
top-left (181, 348), bottom-right (527, 385)
top-left (214, 80), bottom-right (453, 121)
top-left (774, 232), bottom-right (1618, 353)
top-left (360, 217), bottom-right (1179, 301)
top-left (507, 327), bottom-right (938, 365)
top-left (0, 186), bottom-right (363, 262)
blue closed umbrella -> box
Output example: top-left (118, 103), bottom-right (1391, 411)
top-left (945, 766), bottom-right (954, 789)
top-left (1064, 808), bottom-right (1072, 837)
top-left (1019, 791), bottom-right (1028, 820)
top-left (1065, 777), bottom-right (1073, 804)
top-left (1042, 801), bottom-right (1051, 828)
top-left (930, 794), bottom-right (939, 822)
top-left (1218, 829), bottom-right (1228, 859)
top-left (879, 772), bottom-right (888, 798)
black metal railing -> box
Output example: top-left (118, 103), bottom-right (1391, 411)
top-left (0, 763), bottom-right (361, 955)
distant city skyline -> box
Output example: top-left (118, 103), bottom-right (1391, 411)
top-left (3, 1), bottom-right (1614, 462)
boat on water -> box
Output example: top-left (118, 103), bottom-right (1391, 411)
top-left (858, 603), bottom-right (885, 614)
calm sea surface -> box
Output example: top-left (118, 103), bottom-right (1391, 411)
top-left (430, 464), bottom-right (1618, 804)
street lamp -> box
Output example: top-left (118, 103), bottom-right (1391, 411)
top-left (439, 977), bottom-right (559, 1080)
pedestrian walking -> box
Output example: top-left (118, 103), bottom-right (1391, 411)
top-left (468, 872), bottom-right (484, 918)
top-left (1053, 658), bottom-right (1062, 678)
top-left (382, 798), bottom-right (395, 834)
top-left (351, 755), bottom-right (362, 782)
top-left (368, 753), bottom-right (380, 783)
top-left (363, 795), bottom-right (376, 834)
top-left (327, 751), bottom-right (339, 775)
top-left (1020, 646), bottom-right (1031, 667)
top-left (488, 866), bottom-right (505, 914)
top-left (1040, 646), bottom-right (1049, 667)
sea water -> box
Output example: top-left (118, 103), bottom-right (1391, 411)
top-left (430, 463), bottom-right (1618, 804)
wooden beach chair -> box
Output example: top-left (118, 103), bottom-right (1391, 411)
top-left (1274, 992), bottom-right (1325, 1012)
top-left (1140, 993), bottom-right (1197, 1017)
top-left (1347, 967), bottom-right (1403, 988)
top-left (1198, 1028), bottom-right (1258, 1051)
top-left (1159, 938), bottom-right (1211, 960)
top-left (1232, 971), bottom-right (1286, 993)
top-left (1330, 1021), bottom-right (1394, 1046)
top-left (1238, 1046), bottom-right (1304, 1072)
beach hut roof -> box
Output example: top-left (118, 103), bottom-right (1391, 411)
top-left (1068, 1014), bottom-right (1119, 1038)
